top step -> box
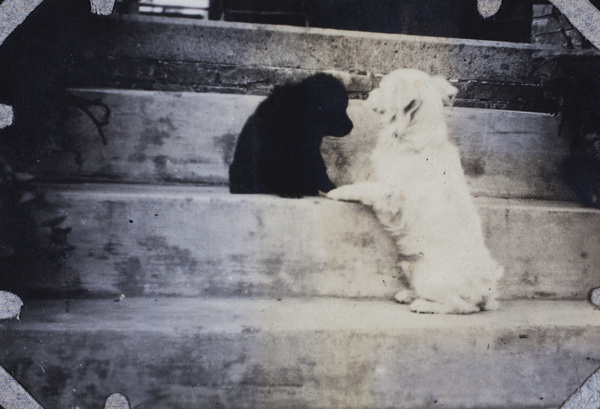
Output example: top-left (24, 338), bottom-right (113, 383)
top-left (64, 15), bottom-right (578, 111)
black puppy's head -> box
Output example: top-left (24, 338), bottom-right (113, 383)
top-left (298, 73), bottom-right (353, 138)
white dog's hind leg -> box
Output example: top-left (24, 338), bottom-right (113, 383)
top-left (410, 297), bottom-right (480, 315)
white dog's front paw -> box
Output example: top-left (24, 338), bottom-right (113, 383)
top-left (326, 185), bottom-right (359, 202)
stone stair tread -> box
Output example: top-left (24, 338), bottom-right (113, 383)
top-left (41, 182), bottom-right (589, 210)
top-left (11, 297), bottom-right (600, 334)
top-left (44, 89), bottom-right (572, 200)
top-left (36, 182), bottom-right (600, 218)
top-left (23, 184), bottom-right (600, 300)
top-left (37, 182), bottom-right (590, 212)
top-left (2, 297), bottom-right (599, 408)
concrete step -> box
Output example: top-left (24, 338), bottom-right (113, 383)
top-left (19, 184), bottom-right (600, 300)
top-left (66, 15), bottom-right (571, 111)
top-left (1, 297), bottom-right (598, 408)
top-left (48, 89), bottom-right (572, 200)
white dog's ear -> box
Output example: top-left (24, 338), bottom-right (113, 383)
top-left (432, 76), bottom-right (458, 106)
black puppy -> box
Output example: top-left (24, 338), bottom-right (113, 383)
top-left (229, 73), bottom-right (353, 198)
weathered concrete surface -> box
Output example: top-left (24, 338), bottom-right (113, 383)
top-left (86, 58), bottom-right (377, 97)
top-left (52, 90), bottom-right (571, 200)
top-left (478, 197), bottom-right (600, 299)
top-left (80, 58), bottom-right (546, 111)
top-left (65, 15), bottom-right (574, 110)
top-left (57, 90), bottom-right (263, 186)
top-left (93, 15), bottom-right (556, 83)
top-left (1, 298), bottom-right (598, 409)
top-left (22, 185), bottom-right (600, 300)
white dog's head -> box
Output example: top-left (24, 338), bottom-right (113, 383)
top-left (366, 69), bottom-right (458, 145)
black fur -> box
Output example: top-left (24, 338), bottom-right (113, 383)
top-left (229, 73), bottom-right (353, 198)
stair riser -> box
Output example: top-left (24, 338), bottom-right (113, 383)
top-left (106, 17), bottom-right (549, 84)
top-left (2, 300), bottom-right (598, 409)
top-left (6, 332), bottom-right (587, 409)
top-left (69, 16), bottom-right (565, 111)
top-left (23, 186), bottom-right (600, 300)
top-left (89, 59), bottom-right (546, 111)
top-left (52, 90), bottom-right (571, 200)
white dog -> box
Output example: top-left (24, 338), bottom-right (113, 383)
top-left (327, 69), bottom-right (503, 314)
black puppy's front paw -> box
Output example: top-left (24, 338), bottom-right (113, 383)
top-left (279, 191), bottom-right (304, 199)
top-left (319, 182), bottom-right (337, 193)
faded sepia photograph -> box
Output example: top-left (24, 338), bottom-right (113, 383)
top-left (0, 0), bottom-right (599, 407)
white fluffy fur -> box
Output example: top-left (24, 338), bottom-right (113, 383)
top-left (327, 69), bottom-right (503, 314)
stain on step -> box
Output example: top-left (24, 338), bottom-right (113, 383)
top-left (214, 132), bottom-right (237, 165)
top-left (461, 157), bottom-right (485, 177)
top-left (137, 236), bottom-right (199, 276)
top-left (141, 117), bottom-right (175, 147)
top-left (128, 152), bottom-right (147, 162)
top-left (114, 256), bottom-right (144, 296)
top-left (39, 365), bottom-right (71, 402)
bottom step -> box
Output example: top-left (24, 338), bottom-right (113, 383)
top-left (1, 298), bottom-right (599, 409)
